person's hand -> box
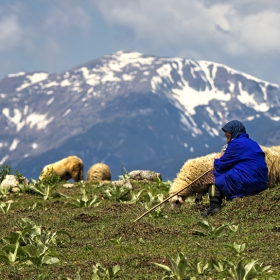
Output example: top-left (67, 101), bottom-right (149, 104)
top-left (215, 153), bottom-right (222, 159)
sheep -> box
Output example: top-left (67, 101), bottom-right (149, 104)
top-left (169, 146), bottom-right (280, 209)
top-left (86, 163), bottom-right (112, 183)
top-left (39, 156), bottom-right (84, 182)
top-left (169, 152), bottom-right (219, 209)
top-left (260, 146), bottom-right (280, 188)
top-left (269, 145), bottom-right (280, 153)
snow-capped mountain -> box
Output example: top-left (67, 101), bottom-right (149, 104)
top-left (1, 51), bottom-right (280, 180)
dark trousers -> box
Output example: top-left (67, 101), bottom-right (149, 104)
top-left (207, 184), bottom-right (224, 206)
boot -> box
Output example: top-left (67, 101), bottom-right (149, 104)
top-left (201, 185), bottom-right (223, 217)
top-left (201, 199), bottom-right (221, 216)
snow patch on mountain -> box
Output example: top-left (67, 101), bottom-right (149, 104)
top-left (237, 82), bottom-right (269, 112)
top-left (60, 79), bottom-right (71, 87)
top-left (271, 116), bottom-right (280, 121)
top-left (16, 72), bottom-right (49, 91)
top-left (9, 138), bottom-right (20, 151)
top-left (2, 107), bottom-right (54, 131)
top-left (47, 97), bottom-right (55, 106)
top-left (0, 155), bottom-right (9, 165)
top-left (27, 113), bottom-right (54, 129)
top-left (111, 51), bottom-right (155, 68)
top-left (42, 81), bottom-right (59, 88)
top-left (78, 67), bottom-right (101, 87)
top-left (32, 143), bottom-right (38, 149)
top-left (172, 80), bottom-right (231, 115)
top-left (2, 108), bottom-right (25, 132)
top-left (8, 72), bottom-right (25, 78)
top-left (63, 109), bottom-right (71, 117)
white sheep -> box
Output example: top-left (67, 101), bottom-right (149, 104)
top-left (260, 146), bottom-right (280, 188)
top-left (269, 145), bottom-right (280, 153)
top-left (86, 163), bottom-right (112, 183)
top-left (39, 156), bottom-right (84, 182)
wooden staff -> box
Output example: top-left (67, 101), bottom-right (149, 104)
top-left (133, 168), bottom-right (213, 222)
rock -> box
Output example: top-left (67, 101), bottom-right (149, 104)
top-left (62, 183), bottom-right (75, 188)
top-left (128, 170), bottom-right (162, 181)
top-left (0, 175), bottom-right (29, 191)
top-left (111, 179), bottom-right (133, 189)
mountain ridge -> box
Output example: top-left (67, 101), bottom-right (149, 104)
top-left (0, 51), bottom-right (279, 180)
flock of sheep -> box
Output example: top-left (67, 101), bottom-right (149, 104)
top-left (39, 145), bottom-right (280, 209)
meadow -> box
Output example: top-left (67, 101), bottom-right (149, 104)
top-left (0, 168), bottom-right (279, 279)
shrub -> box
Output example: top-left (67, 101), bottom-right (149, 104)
top-left (0, 164), bottom-right (11, 184)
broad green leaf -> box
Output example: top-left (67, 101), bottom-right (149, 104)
top-left (168, 255), bottom-right (179, 275)
top-left (197, 221), bottom-right (212, 230)
top-left (37, 242), bottom-right (48, 256)
top-left (244, 260), bottom-right (257, 277)
top-left (211, 260), bottom-right (225, 272)
top-left (225, 242), bottom-right (246, 256)
top-left (177, 252), bottom-right (188, 277)
top-left (0, 251), bottom-right (10, 264)
top-left (236, 260), bottom-right (246, 279)
top-left (112, 264), bottom-right (121, 275)
top-left (91, 274), bottom-right (100, 280)
top-left (214, 224), bottom-right (229, 236)
top-left (2, 232), bottom-right (19, 245)
top-left (229, 224), bottom-right (239, 232)
top-left (24, 244), bottom-right (37, 257)
top-left (153, 262), bottom-right (173, 273)
top-left (108, 265), bottom-right (121, 277)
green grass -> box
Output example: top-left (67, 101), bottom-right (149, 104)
top-left (0, 180), bottom-right (279, 279)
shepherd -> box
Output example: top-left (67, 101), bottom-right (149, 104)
top-left (201, 120), bottom-right (268, 216)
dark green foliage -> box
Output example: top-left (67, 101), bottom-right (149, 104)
top-left (14, 170), bottom-right (25, 184)
top-left (38, 168), bottom-right (61, 186)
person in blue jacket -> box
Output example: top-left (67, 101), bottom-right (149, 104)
top-left (201, 120), bottom-right (268, 216)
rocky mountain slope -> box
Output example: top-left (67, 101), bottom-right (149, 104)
top-left (0, 51), bottom-right (279, 180)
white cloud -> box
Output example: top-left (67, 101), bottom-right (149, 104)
top-left (0, 15), bottom-right (23, 51)
top-left (235, 11), bottom-right (280, 53)
top-left (95, 0), bottom-right (280, 56)
top-left (45, 3), bottom-right (92, 32)
top-left (0, 0), bottom-right (279, 84)
top-left (0, 1), bottom-right (92, 55)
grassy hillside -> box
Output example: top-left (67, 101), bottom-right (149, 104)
top-left (0, 174), bottom-right (279, 279)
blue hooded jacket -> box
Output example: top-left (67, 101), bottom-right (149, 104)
top-left (214, 121), bottom-right (268, 199)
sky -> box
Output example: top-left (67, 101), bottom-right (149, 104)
top-left (0, 0), bottom-right (280, 85)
